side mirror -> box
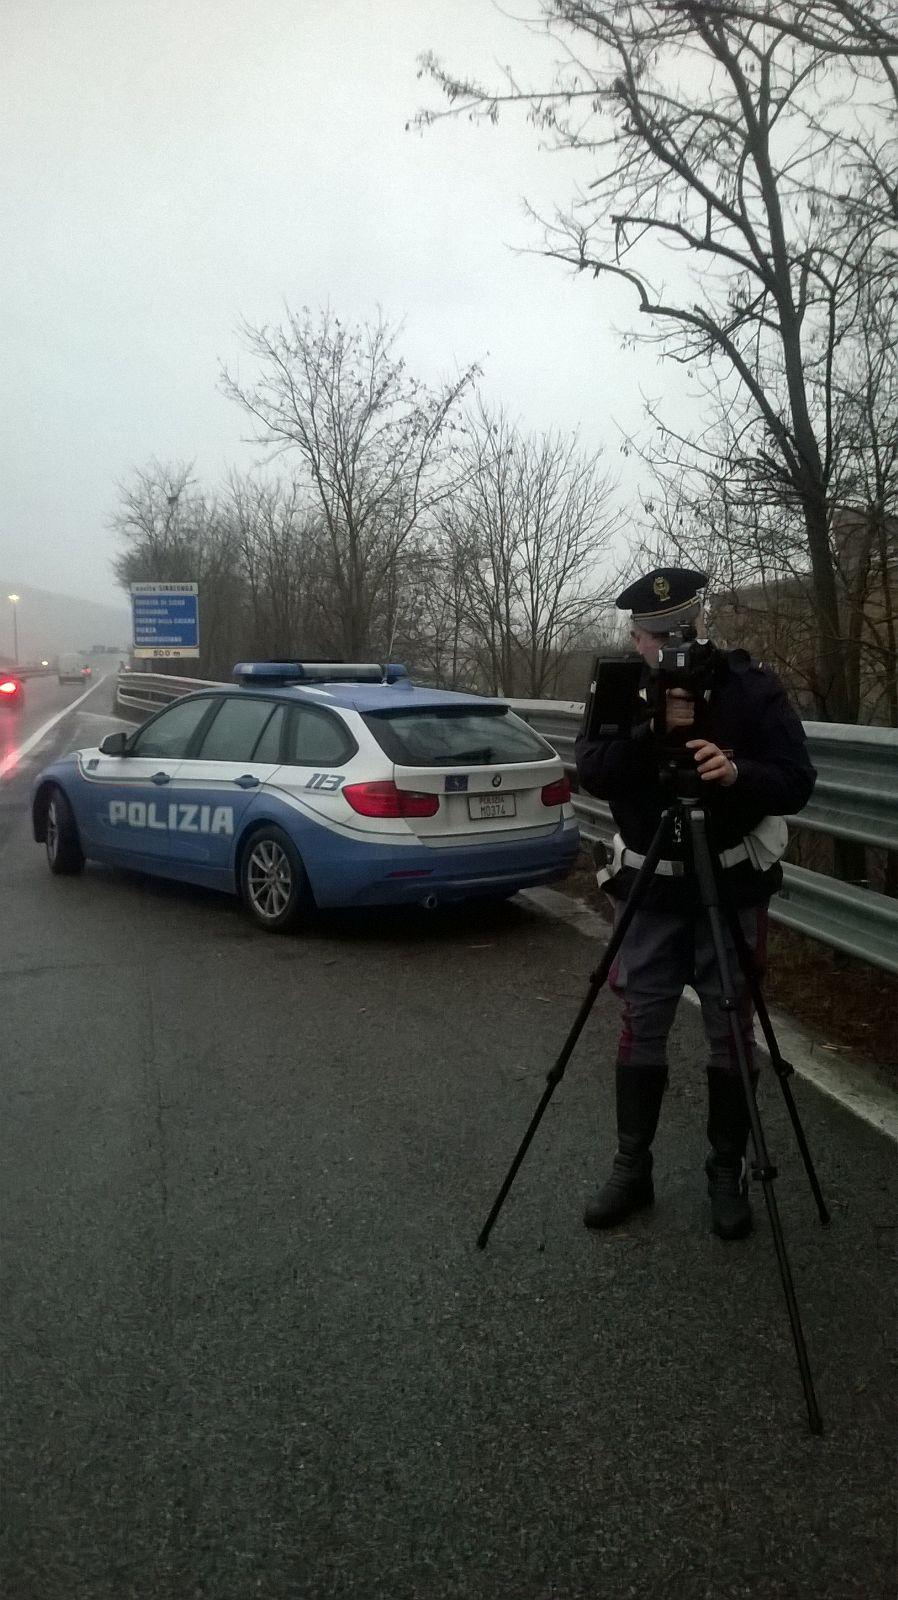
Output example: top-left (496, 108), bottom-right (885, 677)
top-left (99, 731), bottom-right (131, 756)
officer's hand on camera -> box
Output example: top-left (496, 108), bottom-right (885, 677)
top-left (664, 688), bottom-right (695, 733)
top-left (686, 739), bottom-right (738, 786)
top-left (657, 692), bottom-right (736, 784)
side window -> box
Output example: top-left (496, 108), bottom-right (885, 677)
top-left (194, 697), bottom-right (280, 763)
top-left (130, 697), bottom-right (216, 760)
top-left (284, 705), bottom-right (355, 766)
top-left (251, 705), bottom-right (286, 763)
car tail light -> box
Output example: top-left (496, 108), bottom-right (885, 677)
top-left (0, 679), bottom-right (18, 696)
top-left (541, 775), bottom-right (571, 807)
top-left (343, 780), bottom-right (439, 818)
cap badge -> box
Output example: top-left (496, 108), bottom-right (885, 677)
top-left (653, 575), bottom-right (670, 600)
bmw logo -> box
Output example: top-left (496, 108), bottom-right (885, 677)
top-left (491, 774), bottom-right (502, 788)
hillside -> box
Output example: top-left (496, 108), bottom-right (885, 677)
top-left (0, 582), bottom-right (130, 665)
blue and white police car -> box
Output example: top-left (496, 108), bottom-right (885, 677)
top-left (32, 662), bottom-right (580, 931)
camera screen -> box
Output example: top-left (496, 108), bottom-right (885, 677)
top-left (581, 655), bottom-right (644, 740)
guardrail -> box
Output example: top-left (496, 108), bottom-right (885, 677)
top-left (115, 669), bottom-right (214, 715)
top-left (508, 698), bottom-right (898, 976)
top-left (507, 701), bottom-right (898, 853)
top-left (114, 672), bottom-right (898, 975)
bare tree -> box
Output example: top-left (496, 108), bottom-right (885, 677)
top-left (224, 473), bottom-right (326, 657)
top-left (626, 254), bottom-right (898, 724)
top-left (417, 1), bottom-right (898, 721)
top-left (112, 461), bottom-right (244, 679)
top-left (112, 461), bottom-right (201, 583)
top-left (437, 403), bottom-right (618, 695)
top-left (221, 309), bottom-right (477, 657)
top-left (829, 287), bottom-right (898, 726)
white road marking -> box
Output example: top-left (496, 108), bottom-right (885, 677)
top-left (0, 675), bottom-right (110, 782)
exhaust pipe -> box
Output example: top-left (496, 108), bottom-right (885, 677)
top-left (421, 893), bottom-right (439, 910)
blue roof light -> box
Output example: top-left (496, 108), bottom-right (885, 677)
top-left (232, 660), bottom-right (410, 686)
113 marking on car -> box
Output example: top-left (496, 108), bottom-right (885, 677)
top-left (304, 772), bottom-right (344, 791)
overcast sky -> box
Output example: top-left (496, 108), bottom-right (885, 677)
top-left (4, 0), bottom-right (668, 609)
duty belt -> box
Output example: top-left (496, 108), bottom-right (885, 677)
top-left (619, 841), bottom-right (749, 876)
top-left (596, 832), bottom-right (749, 887)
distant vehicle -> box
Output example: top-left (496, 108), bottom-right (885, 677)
top-left (31, 659), bottom-right (579, 932)
top-left (57, 653), bottom-right (88, 684)
top-left (0, 674), bottom-right (24, 711)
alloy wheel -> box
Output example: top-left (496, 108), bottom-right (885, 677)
top-left (246, 839), bottom-right (293, 922)
top-left (46, 799), bottom-right (60, 865)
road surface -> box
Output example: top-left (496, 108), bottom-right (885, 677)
top-left (1, 676), bottom-right (895, 1599)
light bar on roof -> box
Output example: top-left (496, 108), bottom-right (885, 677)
top-left (232, 660), bottom-right (409, 686)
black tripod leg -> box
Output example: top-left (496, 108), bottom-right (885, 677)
top-left (721, 898), bottom-right (830, 1226)
top-left (476, 808), bottom-right (677, 1250)
top-left (688, 809), bottom-right (823, 1435)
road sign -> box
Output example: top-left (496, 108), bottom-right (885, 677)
top-left (130, 582), bottom-right (200, 659)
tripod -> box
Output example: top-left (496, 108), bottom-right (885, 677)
top-left (478, 784), bottom-right (829, 1435)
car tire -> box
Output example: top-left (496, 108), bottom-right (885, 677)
top-left (239, 825), bottom-right (312, 933)
top-left (45, 785), bottom-right (85, 876)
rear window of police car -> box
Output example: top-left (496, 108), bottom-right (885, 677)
top-left (363, 707), bottom-right (554, 767)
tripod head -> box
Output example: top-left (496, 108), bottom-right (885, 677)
top-left (655, 750), bottom-right (705, 805)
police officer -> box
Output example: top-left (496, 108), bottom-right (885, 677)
top-left (575, 567), bottom-right (816, 1239)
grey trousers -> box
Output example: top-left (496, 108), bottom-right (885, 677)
top-left (608, 902), bottom-right (768, 1071)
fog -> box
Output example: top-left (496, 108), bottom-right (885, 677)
top-left (3, 0), bottom-right (669, 619)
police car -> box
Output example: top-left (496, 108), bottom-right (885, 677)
top-left (32, 662), bottom-right (579, 931)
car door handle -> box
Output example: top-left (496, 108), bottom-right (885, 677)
top-left (235, 774), bottom-right (260, 789)
top-left (150, 771), bottom-right (171, 785)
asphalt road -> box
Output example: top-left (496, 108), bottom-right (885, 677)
top-left (1, 679), bottom-right (895, 1599)
top-left (0, 669), bottom-right (102, 774)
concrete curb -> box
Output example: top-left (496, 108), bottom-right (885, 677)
top-left (520, 885), bottom-right (898, 1144)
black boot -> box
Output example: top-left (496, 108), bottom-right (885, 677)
top-left (705, 1067), bottom-right (756, 1240)
top-left (584, 1062), bottom-right (667, 1230)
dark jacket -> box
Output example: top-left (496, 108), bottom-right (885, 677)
top-left (574, 650), bottom-right (816, 911)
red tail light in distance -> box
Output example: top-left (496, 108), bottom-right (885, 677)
top-left (0, 679), bottom-right (19, 696)
top-left (343, 781), bottom-right (440, 819)
top-left (540, 776), bottom-right (571, 807)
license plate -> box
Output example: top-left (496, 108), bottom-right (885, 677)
top-left (467, 792), bottom-right (516, 820)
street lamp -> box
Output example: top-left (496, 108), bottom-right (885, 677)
top-left (8, 595), bottom-right (20, 664)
